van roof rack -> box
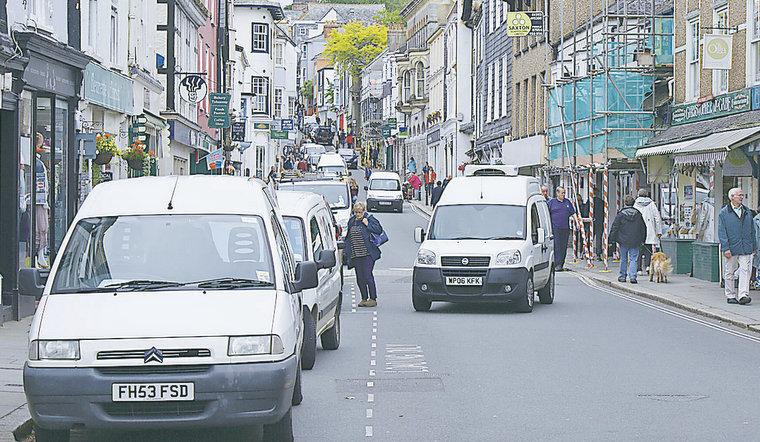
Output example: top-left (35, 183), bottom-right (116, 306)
top-left (463, 164), bottom-right (519, 177)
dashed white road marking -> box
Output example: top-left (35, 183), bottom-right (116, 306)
top-left (367, 381), bottom-right (374, 387)
top-left (369, 369), bottom-right (375, 376)
top-left (368, 393), bottom-right (374, 402)
top-left (366, 409), bottom-right (373, 418)
top-left (370, 360), bottom-right (376, 366)
top-left (371, 350), bottom-right (376, 357)
top-left (371, 343), bottom-right (376, 348)
top-left (365, 426), bottom-right (373, 437)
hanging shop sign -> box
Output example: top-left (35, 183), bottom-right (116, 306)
top-left (703, 34), bottom-right (732, 70)
top-left (398, 126), bottom-right (408, 137)
top-left (427, 129), bottom-right (440, 146)
top-left (209, 93), bottom-right (231, 128)
top-left (281, 119), bottom-right (294, 130)
top-left (507, 12), bottom-right (544, 37)
top-left (670, 88), bottom-right (751, 125)
top-left (724, 148), bottom-right (753, 177)
top-left (253, 122), bottom-right (270, 130)
top-left (382, 127), bottom-right (391, 137)
top-left (271, 129), bottom-right (289, 139)
top-left (231, 121), bottom-right (246, 141)
top-left (206, 148), bottom-right (224, 170)
top-left (179, 75), bottom-right (207, 104)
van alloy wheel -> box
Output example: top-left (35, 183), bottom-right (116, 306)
top-left (538, 268), bottom-right (555, 304)
top-left (516, 276), bottom-right (534, 313)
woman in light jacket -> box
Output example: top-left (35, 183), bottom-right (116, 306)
top-left (634, 188), bottom-right (663, 273)
top-left (345, 202), bottom-right (383, 307)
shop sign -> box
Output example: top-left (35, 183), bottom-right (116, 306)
top-left (231, 121), bottom-right (246, 141)
top-left (703, 35), bottom-right (732, 70)
top-left (209, 93), bottom-right (231, 128)
top-left (382, 127), bottom-right (391, 137)
top-left (752, 87), bottom-right (760, 110)
top-left (179, 75), bottom-right (207, 104)
top-left (253, 122), bottom-right (270, 130)
top-left (271, 129), bottom-right (289, 139)
top-left (670, 88), bottom-right (751, 125)
top-left (281, 119), bottom-right (294, 130)
top-left (83, 63), bottom-right (134, 114)
top-left (398, 126), bottom-right (408, 137)
top-left (388, 118), bottom-right (397, 128)
top-left (507, 12), bottom-right (544, 37)
top-left (427, 129), bottom-right (440, 145)
top-left (23, 57), bottom-right (77, 96)
top-left (206, 148), bottom-right (224, 170)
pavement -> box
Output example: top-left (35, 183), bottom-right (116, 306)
top-left (0, 317), bottom-right (31, 442)
top-left (407, 197), bottom-right (760, 335)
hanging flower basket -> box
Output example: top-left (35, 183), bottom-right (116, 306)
top-left (127, 158), bottom-right (144, 170)
top-left (93, 152), bottom-right (114, 165)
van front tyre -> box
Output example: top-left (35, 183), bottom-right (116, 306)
top-left (412, 293), bottom-right (431, 311)
top-left (538, 268), bottom-right (555, 304)
top-left (263, 407), bottom-right (294, 442)
top-left (320, 306), bottom-right (340, 350)
top-left (301, 312), bottom-right (316, 370)
top-left (515, 275), bottom-right (534, 313)
top-left (34, 426), bottom-right (69, 442)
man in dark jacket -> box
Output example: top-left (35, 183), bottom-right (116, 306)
top-left (718, 187), bottom-right (756, 305)
top-left (430, 181), bottom-right (444, 207)
top-left (609, 194), bottom-right (647, 283)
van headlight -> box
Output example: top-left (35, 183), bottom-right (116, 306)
top-left (29, 340), bottom-right (80, 360)
top-left (495, 250), bottom-right (522, 266)
top-left (393, 194), bottom-right (403, 200)
top-left (228, 335), bottom-right (285, 356)
top-left (416, 249), bottom-right (436, 266)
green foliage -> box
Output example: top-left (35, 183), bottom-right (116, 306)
top-left (324, 21), bottom-right (388, 77)
top-left (374, 8), bottom-right (404, 26)
top-left (301, 80), bottom-right (315, 101)
top-left (326, 81), bottom-right (335, 106)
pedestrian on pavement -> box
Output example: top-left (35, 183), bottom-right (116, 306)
top-left (718, 187), bottom-right (756, 305)
top-left (406, 171), bottom-right (422, 201)
top-left (267, 165), bottom-right (277, 183)
top-left (430, 181), bottom-right (444, 207)
top-left (609, 194), bottom-right (647, 283)
top-left (345, 202), bottom-right (383, 307)
top-left (593, 194), bottom-right (604, 260)
top-left (346, 133), bottom-right (354, 149)
top-left (339, 130), bottom-right (346, 148)
top-left (407, 156), bottom-right (417, 174)
top-left (443, 174), bottom-right (452, 188)
top-left (548, 186), bottom-right (577, 271)
top-left (297, 159), bottom-right (307, 172)
top-left (349, 177), bottom-right (359, 204)
top-left (634, 188), bottom-right (663, 274)
top-left (371, 146), bottom-right (379, 168)
top-left (283, 156), bottom-right (293, 170)
top-left (364, 164), bottom-right (372, 181)
top-left (541, 185), bottom-right (549, 200)
top-left (423, 164), bottom-right (436, 205)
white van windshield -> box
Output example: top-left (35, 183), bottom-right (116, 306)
top-left (319, 166), bottom-right (346, 175)
top-left (429, 205), bottom-right (526, 240)
top-left (280, 183), bottom-right (350, 210)
top-left (370, 179), bottom-right (400, 191)
top-left (50, 215), bottom-right (274, 293)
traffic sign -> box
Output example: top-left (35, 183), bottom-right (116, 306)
top-left (209, 93), bottom-right (231, 128)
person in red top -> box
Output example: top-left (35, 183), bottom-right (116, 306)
top-left (422, 163), bottom-right (436, 205)
top-left (346, 134), bottom-right (354, 149)
top-left (297, 159), bottom-right (307, 172)
top-left (406, 172), bottom-right (422, 201)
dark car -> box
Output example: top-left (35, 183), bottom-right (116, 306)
top-left (314, 126), bottom-right (334, 145)
top-left (338, 148), bottom-right (359, 169)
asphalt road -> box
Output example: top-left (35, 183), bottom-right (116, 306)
top-left (293, 170), bottom-right (760, 441)
top-left (62, 170), bottom-right (760, 440)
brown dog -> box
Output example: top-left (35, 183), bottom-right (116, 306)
top-left (650, 252), bottom-right (672, 283)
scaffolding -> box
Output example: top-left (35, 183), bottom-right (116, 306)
top-left (543, 0), bottom-right (674, 270)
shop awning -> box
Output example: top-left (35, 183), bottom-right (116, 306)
top-left (636, 126), bottom-right (760, 158)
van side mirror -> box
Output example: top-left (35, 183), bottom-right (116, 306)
top-left (316, 249), bottom-right (336, 269)
top-left (19, 268), bottom-right (46, 299)
top-left (292, 261), bottom-right (318, 292)
top-left (537, 227), bottom-right (545, 244)
top-left (414, 227), bottom-right (425, 243)
top-left (364, 186), bottom-right (368, 191)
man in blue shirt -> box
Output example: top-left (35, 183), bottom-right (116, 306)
top-left (548, 186), bottom-right (577, 271)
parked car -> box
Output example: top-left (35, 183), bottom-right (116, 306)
top-left (317, 153), bottom-right (349, 179)
top-left (277, 191), bottom-right (344, 370)
top-left (278, 179), bottom-right (352, 240)
top-left (365, 171), bottom-right (403, 213)
top-left (313, 126), bottom-right (334, 145)
top-left (20, 176), bottom-right (318, 441)
top-left (412, 164), bottom-right (555, 313)
top-left (338, 148), bottom-right (359, 169)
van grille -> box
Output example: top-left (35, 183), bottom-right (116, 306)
top-left (95, 365), bottom-right (212, 376)
top-left (100, 401), bottom-right (209, 418)
top-left (97, 349), bottom-right (211, 360)
top-left (441, 269), bottom-right (488, 278)
top-left (441, 256), bottom-right (490, 267)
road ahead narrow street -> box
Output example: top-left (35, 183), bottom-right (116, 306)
top-left (291, 173), bottom-right (760, 441)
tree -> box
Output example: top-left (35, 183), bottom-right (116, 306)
top-left (374, 8), bottom-right (404, 26)
top-left (301, 80), bottom-right (314, 103)
top-left (323, 21), bottom-right (387, 77)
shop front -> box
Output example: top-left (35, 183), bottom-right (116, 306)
top-left (0, 32), bottom-right (88, 322)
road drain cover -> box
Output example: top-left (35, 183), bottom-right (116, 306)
top-left (638, 394), bottom-right (708, 402)
top-left (336, 377), bottom-right (444, 392)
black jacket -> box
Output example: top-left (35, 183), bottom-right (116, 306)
top-left (609, 206), bottom-right (647, 247)
top-left (431, 185), bottom-right (444, 206)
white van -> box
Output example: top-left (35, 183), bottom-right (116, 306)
top-left (278, 179), bottom-right (352, 240)
top-left (277, 191), bottom-right (343, 370)
top-left (365, 171), bottom-right (404, 213)
top-left (316, 153), bottom-right (349, 179)
top-left (412, 165), bottom-right (555, 313)
top-left (20, 176), bottom-right (318, 441)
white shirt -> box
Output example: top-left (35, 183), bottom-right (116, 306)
top-left (732, 203), bottom-right (743, 218)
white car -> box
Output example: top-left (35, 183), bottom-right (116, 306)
top-left (412, 165), bottom-right (555, 313)
top-left (278, 179), bottom-right (353, 239)
top-left (278, 191), bottom-right (343, 370)
top-left (316, 153), bottom-right (349, 179)
top-left (19, 176), bottom-right (318, 441)
top-left (304, 143), bottom-right (326, 170)
top-left (365, 171), bottom-right (403, 213)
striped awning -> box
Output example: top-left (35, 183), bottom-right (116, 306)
top-left (637, 126), bottom-right (760, 158)
top-left (674, 151), bottom-right (727, 165)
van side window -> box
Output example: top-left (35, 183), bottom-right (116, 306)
top-left (271, 213), bottom-right (296, 281)
top-left (531, 204), bottom-right (540, 244)
top-left (317, 209), bottom-right (335, 249)
top-left (309, 216), bottom-right (324, 258)
top-left (537, 200), bottom-right (552, 236)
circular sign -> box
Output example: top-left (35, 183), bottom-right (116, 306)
top-left (706, 38), bottom-right (729, 60)
top-left (179, 75), bottom-right (208, 104)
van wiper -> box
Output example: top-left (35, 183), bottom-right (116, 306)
top-left (104, 280), bottom-right (184, 291)
top-left (487, 236), bottom-right (523, 240)
top-left (449, 236), bottom-right (483, 240)
top-left (190, 277), bottom-right (274, 289)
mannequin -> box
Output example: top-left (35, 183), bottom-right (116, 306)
top-left (35, 132), bottom-right (50, 267)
